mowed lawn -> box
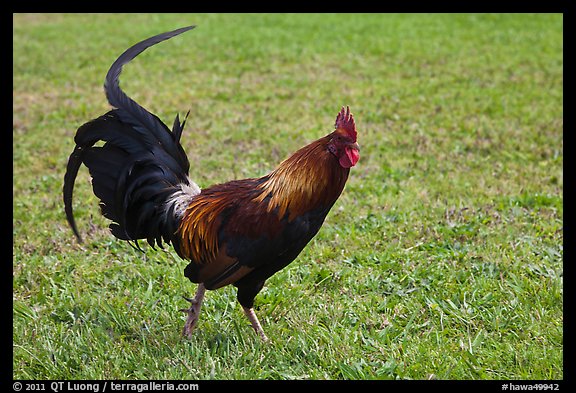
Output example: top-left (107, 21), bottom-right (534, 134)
top-left (13, 13), bottom-right (562, 379)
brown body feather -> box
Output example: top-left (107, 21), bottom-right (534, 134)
top-left (253, 134), bottom-right (349, 220)
top-left (177, 133), bottom-right (350, 290)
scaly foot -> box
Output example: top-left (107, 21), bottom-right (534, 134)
top-left (180, 284), bottom-right (206, 339)
top-left (242, 306), bottom-right (269, 342)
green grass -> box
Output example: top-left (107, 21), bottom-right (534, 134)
top-left (13, 13), bottom-right (563, 380)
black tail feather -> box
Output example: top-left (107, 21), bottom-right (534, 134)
top-left (63, 26), bottom-right (198, 248)
top-left (63, 145), bottom-right (85, 242)
top-left (104, 26), bottom-right (196, 159)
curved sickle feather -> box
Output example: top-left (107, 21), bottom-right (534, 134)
top-left (63, 145), bottom-right (85, 242)
top-left (104, 25), bottom-right (196, 151)
top-left (105, 25), bottom-right (196, 109)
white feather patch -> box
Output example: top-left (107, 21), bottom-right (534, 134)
top-left (164, 176), bottom-right (201, 219)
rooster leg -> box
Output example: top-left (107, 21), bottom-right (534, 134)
top-left (242, 306), bottom-right (269, 342)
top-left (181, 283), bottom-right (206, 338)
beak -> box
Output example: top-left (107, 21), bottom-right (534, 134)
top-left (349, 141), bottom-right (360, 151)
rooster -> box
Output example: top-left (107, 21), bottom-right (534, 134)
top-left (63, 26), bottom-right (359, 341)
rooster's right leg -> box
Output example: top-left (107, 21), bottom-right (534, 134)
top-left (181, 283), bottom-right (206, 338)
top-left (237, 280), bottom-right (269, 341)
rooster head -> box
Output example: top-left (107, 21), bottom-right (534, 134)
top-left (328, 106), bottom-right (360, 168)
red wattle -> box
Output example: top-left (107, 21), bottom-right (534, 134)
top-left (339, 147), bottom-right (360, 168)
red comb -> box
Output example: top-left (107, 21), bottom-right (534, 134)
top-left (334, 106), bottom-right (357, 142)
